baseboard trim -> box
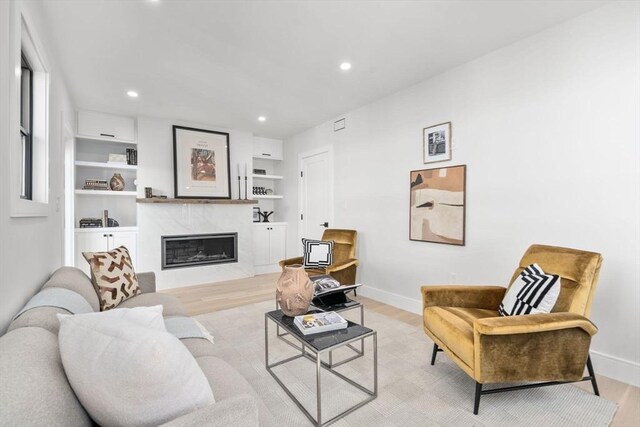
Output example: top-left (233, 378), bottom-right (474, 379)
top-left (590, 350), bottom-right (640, 387)
top-left (359, 284), bottom-right (640, 387)
top-left (358, 284), bottom-right (422, 315)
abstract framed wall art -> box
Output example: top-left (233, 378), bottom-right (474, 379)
top-left (423, 122), bottom-right (451, 164)
top-left (410, 164), bottom-right (466, 246)
top-left (173, 125), bottom-right (231, 199)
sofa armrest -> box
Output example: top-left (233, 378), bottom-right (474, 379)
top-left (474, 312), bottom-right (598, 336)
top-left (279, 256), bottom-right (303, 268)
top-left (421, 285), bottom-right (506, 310)
top-left (326, 258), bottom-right (358, 273)
top-left (137, 272), bottom-right (156, 294)
top-left (161, 395), bottom-right (258, 427)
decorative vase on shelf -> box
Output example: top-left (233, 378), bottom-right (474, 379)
top-left (276, 265), bottom-right (314, 317)
top-left (110, 173), bottom-right (125, 191)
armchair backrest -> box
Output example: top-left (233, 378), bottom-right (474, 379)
top-left (321, 229), bottom-right (357, 264)
top-left (509, 244), bottom-right (603, 317)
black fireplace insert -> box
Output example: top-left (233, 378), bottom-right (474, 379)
top-left (161, 233), bottom-right (237, 270)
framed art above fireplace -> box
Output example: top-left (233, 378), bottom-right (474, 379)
top-left (173, 125), bottom-right (231, 199)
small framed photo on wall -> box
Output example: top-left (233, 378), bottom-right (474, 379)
top-left (423, 122), bottom-right (452, 164)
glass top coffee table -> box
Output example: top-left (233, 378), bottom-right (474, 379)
top-left (265, 309), bottom-right (378, 426)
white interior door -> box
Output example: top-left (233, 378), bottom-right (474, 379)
top-left (298, 147), bottom-right (333, 246)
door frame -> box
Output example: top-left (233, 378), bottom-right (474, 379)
top-left (62, 114), bottom-right (75, 266)
top-left (297, 146), bottom-right (334, 249)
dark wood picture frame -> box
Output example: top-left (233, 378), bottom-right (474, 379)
top-left (409, 164), bottom-right (466, 246)
top-left (173, 125), bottom-right (231, 199)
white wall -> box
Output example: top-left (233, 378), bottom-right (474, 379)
top-left (282, 2), bottom-right (640, 386)
top-left (0, 0), bottom-right (75, 333)
top-left (136, 117), bottom-right (256, 289)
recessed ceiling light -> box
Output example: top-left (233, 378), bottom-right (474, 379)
top-left (258, 116), bottom-right (266, 122)
top-left (127, 90), bottom-right (139, 98)
top-left (340, 62), bottom-right (352, 71)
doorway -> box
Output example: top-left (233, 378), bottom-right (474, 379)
top-left (298, 146), bottom-right (334, 244)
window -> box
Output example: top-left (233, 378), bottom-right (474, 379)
top-left (11, 13), bottom-right (50, 217)
top-left (20, 53), bottom-right (33, 200)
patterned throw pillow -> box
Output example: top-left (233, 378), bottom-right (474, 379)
top-left (83, 246), bottom-right (141, 311)
top-left (499, 263), bottom-right (561, 316)
top-left (302, 238), bottom-right (334, 269)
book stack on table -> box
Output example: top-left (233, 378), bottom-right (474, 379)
top-left (294, 312), bottom-right (347, 336)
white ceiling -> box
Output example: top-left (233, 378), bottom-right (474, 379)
top-left (40, 0), bottom-right (607, 139)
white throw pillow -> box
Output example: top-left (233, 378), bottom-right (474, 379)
top-left (499, 263), bottom-right (561, 316)
top-left (57, 309), bottom-right (214, 427)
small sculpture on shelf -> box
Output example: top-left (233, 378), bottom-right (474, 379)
top-left (259, 211), bottom-right (273, 223)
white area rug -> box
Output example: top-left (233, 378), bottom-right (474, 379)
top-left (195, 301), bottom-right (617, 426)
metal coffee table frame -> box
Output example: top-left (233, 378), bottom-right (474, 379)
top-left (275, 299), bottom-right (365, 368)
top-left (265, 312), bottom-right (378, 427)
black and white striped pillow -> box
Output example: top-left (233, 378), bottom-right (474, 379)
top-left (499, 263), bottom-right (561, 316)
top-left (302, 238), bottom-right (334, 269)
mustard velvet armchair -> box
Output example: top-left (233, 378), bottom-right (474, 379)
top-left (422, 244), bottom-right (603, 414)
top-left (279, 229), bottom-right (358, 286)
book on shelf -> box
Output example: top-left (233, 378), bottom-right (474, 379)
top-left (126, 148), bottom-right (138, 165)
top-left (293, 311), bottom-right (348, 336)
top-left (311, 275), bottom-right (362, 297)
top-left (83, 179), bottom-right (109, 190)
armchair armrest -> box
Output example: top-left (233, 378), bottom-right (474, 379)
top-left (161, 394), bottom-right (258, 427)
top-left (326, 258), bottom-right (358, 273)
top-left (279, 256), bottom-right (303, 268)
top-left (137, 272), bottom-right (156, 294)
top-left (421, 285), bottom-right (506, 310)
top-left (474, 312), bottom-right (597, 336)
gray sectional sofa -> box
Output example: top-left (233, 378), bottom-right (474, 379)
top-left (0, 267), bottom-right (269, 426)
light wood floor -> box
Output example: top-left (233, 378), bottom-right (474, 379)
top-left (163, 273), bottom-right (639, 426)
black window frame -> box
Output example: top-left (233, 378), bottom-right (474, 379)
top-left (20, 52), bottom-right (33, 200)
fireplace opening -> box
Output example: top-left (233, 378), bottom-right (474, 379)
top-left (161, 233), bottom-right (237, 270)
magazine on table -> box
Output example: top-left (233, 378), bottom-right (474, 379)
top-left (310, 275), bottom-right (362, 296)
top-left (294, 311), bottom-right (348, 335)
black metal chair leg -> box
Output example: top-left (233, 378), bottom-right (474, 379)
top-left (586, 355), bottom-right (600, 396)
top-left (473, 382), bottom-right (483, 415)
top-left (430, 343), bottom-right (439, 365)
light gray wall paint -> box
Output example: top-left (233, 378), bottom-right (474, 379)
top-left (0, 0), bottom-right (75, 333)
top-left (282, 2), bottom-right (640, 386)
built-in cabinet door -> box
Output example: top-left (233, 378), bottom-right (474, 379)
top-left (75, 232), bottom-right (109, 275)
top-left (110, 231), bottom-right (138, 269)
top-left (77, 111), bottom-right (136, 142)
top-left (253, 225), bottom-right (271, 266)
top-left (253, 137), bottom-right (283, 160)
top-left (253, 223), bottom-right (287, 274)
top-left (268, 225), bottom-right (286, 264)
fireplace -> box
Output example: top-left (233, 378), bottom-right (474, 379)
top-left (161, 233), bottom-right (237, 270)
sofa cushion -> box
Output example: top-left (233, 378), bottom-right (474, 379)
top-left (0, 327), bottom-right (92, 426)
top-left (196, 355), bottom-right (271, 426)
top-left (43, 266), bottom-right (100, 312)
top-left (181, 338), bottom-right (217, 358)
top-left (8, 306), bottom-right (72, 335)
top-left (423, 306), bottom-right (497, 368)
top-left (83, 246), bottom-right (141, 311)
top-left (118, 292), bottom-right (187, 317)
top-left (58, 311), bottom-right (214, 427)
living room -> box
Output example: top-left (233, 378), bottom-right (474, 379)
top-left (0, 1), bottom-right (638, 426)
